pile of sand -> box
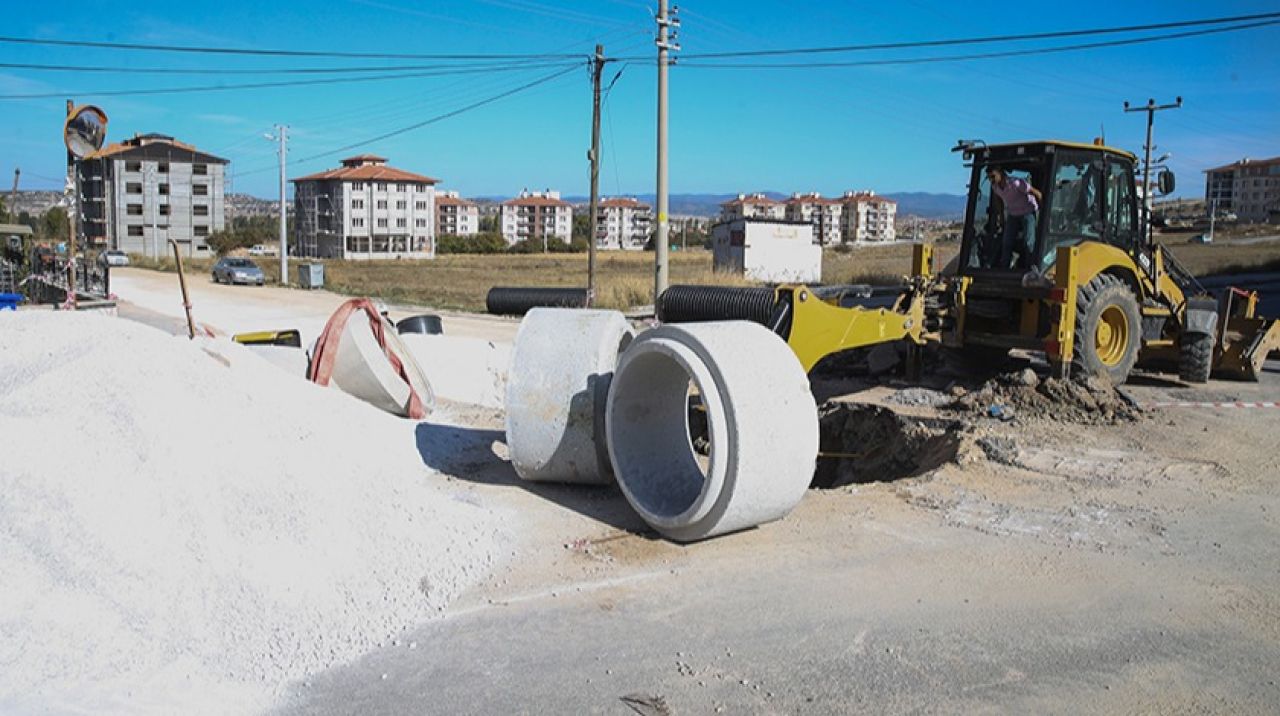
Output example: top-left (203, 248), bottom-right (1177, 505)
top-left (0, 311), bottom-right (512, 713)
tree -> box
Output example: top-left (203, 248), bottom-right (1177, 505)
top-left (571, 213), bottom-right (592, 243)
top-left (478, 214), bottom-right (498, 233)
top-left (39, 207), bottom-right (69, 243)
top-left (205, 215), bottom-right (278, 255)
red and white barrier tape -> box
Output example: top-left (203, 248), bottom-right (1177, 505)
top-left (1148, 401), bottom-right (1278, 409)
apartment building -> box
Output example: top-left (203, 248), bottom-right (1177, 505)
top-left (77, 133), bottom-right (228, 257)
top-left (597, 197), bottom-right (652, 250)
top-left (292, 154), bottom-right (437, 260)
top-left (435, 190), bottom-right (479, 237)
top-left (500, 189), bottom-right (572, 246)
top-left (783, 192), bottom-right (843, 246)
top-left (840, 191), bottom-right (898, 242)
top-left (1204, 156), bottom-right (1280, 223)
top-left (719, 193), bottom-right (785, 222)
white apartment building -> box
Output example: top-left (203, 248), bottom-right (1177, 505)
top-left (719, 193), bottom-right (785, 222)
top-left (597, 197), bottom-right (652, 250)
top-left (839, 190), bottom-right (898, 242)
top-left (435, 190), bottom-right (479, 236)
top-left (500, 189), bottom-right (572, 246)
top-left (1204, 156), bottom-right (1280, 222)
top-left (78, 133), bottom-right (228, 258)
top-left (783, 192), bottom-right (843, 246)
top-left (292, 154), bottom-right (437, 260)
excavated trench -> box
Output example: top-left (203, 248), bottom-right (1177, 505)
top-left (812, 402), bottom-right (967, 488)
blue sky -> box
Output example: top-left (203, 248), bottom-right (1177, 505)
top-left (1, 1), bottom-right (1277, 200)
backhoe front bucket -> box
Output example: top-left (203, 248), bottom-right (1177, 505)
top-left (1217, 316), bottom-right (1280, 382)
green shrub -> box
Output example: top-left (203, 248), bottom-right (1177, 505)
top-left (437, 232), bottom-right (508, 254)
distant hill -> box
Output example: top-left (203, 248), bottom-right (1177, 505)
top-left (883, 192), bottom-right (966, 220)
top-left (7, 190), bottom-right (66, 217)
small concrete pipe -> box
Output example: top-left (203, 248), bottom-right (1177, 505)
top-left (606, 321), bottom-right (818, 541)
top-left (505, 308), bottom-right (635, 484)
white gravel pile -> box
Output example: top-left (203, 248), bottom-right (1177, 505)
top-left (0, 311), bottom-right (512, 713)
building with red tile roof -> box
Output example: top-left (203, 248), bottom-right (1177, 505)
top-left (783, 192), bottom-right (843, 245)
top-left (291, 155), bottom-right (439, 259)
top-left (839, 190), bottom-right (897, 242)
top-left (597, 197), bottom-right (652, 250)
top-left (435, 190), bottom-right (479, 237)
top-left (719, 193), bottom-right (785, 222)
top-left (500, 189), bottom-right (573, 246)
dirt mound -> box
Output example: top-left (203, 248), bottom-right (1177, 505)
top-left (948, 370), bottom-right (1143, 425)
top-left (814, 402), bottom-right (967, 488)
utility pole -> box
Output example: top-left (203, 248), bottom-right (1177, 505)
top-left (64, 100), bottom-right (78, 306)
top-left (1124, 96), bottom-right (1181, 248)
top-left (7, 168), bottom-right (18, 222)
top-left (273, 125), bottom-right (289, 285)
top-left (587, 44), bottom-right (605, 302)
top-left (1209, 197), bottom-right (1218, 243)
top-left (654, 1), bottom-right (679, 303)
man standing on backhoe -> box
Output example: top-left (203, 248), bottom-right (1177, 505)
top-left (987, 166), bottom-right (1042, 274)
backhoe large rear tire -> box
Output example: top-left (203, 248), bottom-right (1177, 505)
top-left (1073, 273), bottom-right (1142, 384)
top-left (1178, 332), bottom-right (1214, 384)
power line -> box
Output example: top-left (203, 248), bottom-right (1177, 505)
top-left (0, 61), bottom-right (579, 100)
top-left (0, 58), bottom-right (581, 75)
top-left (648, 11), bottom-right (1280, 60)
top-left (0, 34), bottom-right (583, 60)
top-left (675, 20), bottom-right (1280, 69)
top-left (232, 64), bottom-right (580, 178)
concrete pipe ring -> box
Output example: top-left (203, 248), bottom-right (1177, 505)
top-left (606, 321), bottom-right (819, 542)
top-left (505, 308), bottom-right (635, 484)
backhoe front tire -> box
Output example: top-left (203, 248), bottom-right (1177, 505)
top-left (1073, 273), bottom-right (1142, 384)
top-left (1178, 332), bottom-right (1214, 383)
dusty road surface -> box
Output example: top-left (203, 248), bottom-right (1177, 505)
top-left (267, 365), bottom-right (1280, 715)
top-left (106, 269), bottom-right (1280, 714)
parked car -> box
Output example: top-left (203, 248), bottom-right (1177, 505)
top-left (98, 250), bottom-right (129, 267)
top-left (212, 257), bottom-right (265, 285)
top-left (248, 244), bottom-right (278, 257)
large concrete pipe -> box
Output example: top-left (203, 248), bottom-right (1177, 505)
top-left (505, 308), bottom-right (635, 484)
top-left (606, 321), bottom-right (818, 541)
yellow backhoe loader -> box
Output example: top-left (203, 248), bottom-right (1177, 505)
top-left (659, 140), bottom-right (1280, 383)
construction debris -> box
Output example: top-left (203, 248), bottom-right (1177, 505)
top-left (949, 370), bottom-right (1143, 425)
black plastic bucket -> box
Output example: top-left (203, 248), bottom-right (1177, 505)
top-left (397, 314), bottom-right (445, 335)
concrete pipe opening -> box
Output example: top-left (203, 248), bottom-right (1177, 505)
top-left (607, 321), bottom-right (818, 542)
top-left (505, 308), bottom-right (635, 484)
top-left (608, 344), bottom-right (727, 528)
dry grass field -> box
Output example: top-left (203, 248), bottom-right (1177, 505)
top-left (129, 231), bottom-right (1279, 313)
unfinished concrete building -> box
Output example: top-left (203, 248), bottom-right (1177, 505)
top-left (77, 133), bottom-right (228, 258)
